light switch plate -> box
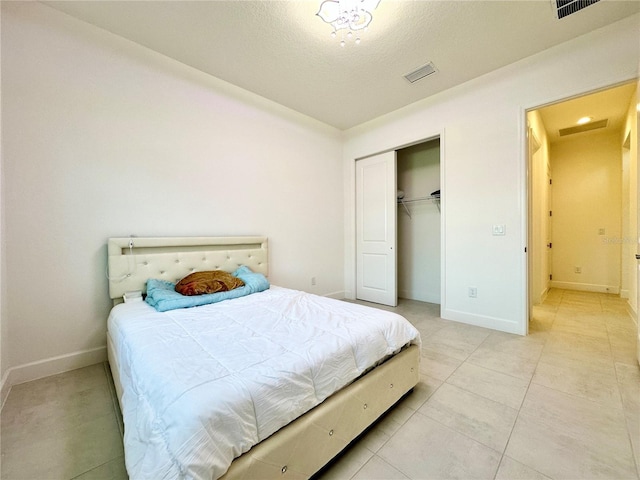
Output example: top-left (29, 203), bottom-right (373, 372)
top-left (492, 224), bottom-right (506, 236)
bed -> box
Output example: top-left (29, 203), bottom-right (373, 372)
top-left (106, 236), bottom-right (420, 479)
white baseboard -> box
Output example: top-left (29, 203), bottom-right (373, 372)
top-left (1, 346), bottom-right (107, 409)
top-left (0, 369), bottom-right (11, 410)
top-left (324, 290), bottom-right (346, 300)
top-left (627, 299), bottom-right (638, 328)
top-left (620, 289), bottom-right (630, 299)
top-left (442, 308), bottom-right (525, 336)
top-left (549, 281), bottom-right (620, 295)
top-left (539, 287), bottom-right (549, 305)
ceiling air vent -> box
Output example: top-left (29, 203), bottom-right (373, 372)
top-left (553, 0), bottom-right (601, 19)
top-left (404, 62), bottom-right (437, 84)
top-left (559, 119), bottom-right (608, 137)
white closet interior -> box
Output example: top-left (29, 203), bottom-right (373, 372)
top-left (397, 139), bottom-right (441, 304)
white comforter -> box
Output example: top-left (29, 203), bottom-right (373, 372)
top-left (107, 286), bottom-right (421, 480)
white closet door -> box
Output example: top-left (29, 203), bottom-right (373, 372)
top-left (356, 151), bottom-right (397, 306)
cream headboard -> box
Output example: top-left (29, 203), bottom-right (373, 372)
top-left (107, 236), bottom-right (268, 300)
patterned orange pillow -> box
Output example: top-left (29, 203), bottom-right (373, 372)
top-left (175, 270), bottom-right (245, 296)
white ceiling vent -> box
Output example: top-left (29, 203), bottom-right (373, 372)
top-left (559, 119), bottom-right (608, 136)
top-left (404, 62), bottom-right (437, 84)
top-left (552, 0), bottom-right (601, 19)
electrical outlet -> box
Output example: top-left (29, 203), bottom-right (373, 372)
top-left (311, 277), bottom-right (317, 286)
top-left (574, 266), bottom-right (582, 274)
top-left (468, 287), bottom-right (477, 298)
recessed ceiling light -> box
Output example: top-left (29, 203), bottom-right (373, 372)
top-left (577, 116), bottom-right (593, 125)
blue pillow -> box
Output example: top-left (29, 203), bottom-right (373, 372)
top-left (145, 266), bottom-right (270, 312)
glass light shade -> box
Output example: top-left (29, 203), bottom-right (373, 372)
top-left (317, 0), bottom-right (379, 33)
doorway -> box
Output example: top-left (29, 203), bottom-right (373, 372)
top-left (355, 137), bottom-right (442, 307)
top-left (527, 127), bottom-right (551, 311)
top-left (527, 82), bottom-right (638, 328)
top-left (396, 139), bottom-right (441, 304)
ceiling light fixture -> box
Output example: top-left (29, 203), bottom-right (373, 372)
top-left (576, 116), bottom-right (593, 125)
top-left (316, 0), bottom-right (380, 47)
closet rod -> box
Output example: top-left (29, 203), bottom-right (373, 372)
top-left (397, 195), bottom-right (441, 218)
top-left (399, 195), bottom-right (440, 204)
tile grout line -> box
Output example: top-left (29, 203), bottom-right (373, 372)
top-left (408, 408), bottom-right (505, 465)
top-left (102, 361), bottom-right (124, 439)
top-left (350, 300), bottom-right (469, 480)
top-left (603, 295), bottom-right (640, 480)
top-left (421, 296), bottom-right (557, 480)
top-left (68, 456), bottom-right (125, 480)
top-left (422, 323), bottom-right (537, 480)
top-left (601, 295), bottom-right (639, 480)
top-left (358, 305), bottom-right (495, 480)
top-left (491, 288), bottom-right (562, 480)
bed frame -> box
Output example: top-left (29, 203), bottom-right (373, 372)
top-left (107, 236), bottom-right (419, 479)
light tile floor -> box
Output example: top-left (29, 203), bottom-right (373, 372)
top-left (1, 363), bottom-right (126, 479)
top-left (1, 289), bottom-right (638, 479)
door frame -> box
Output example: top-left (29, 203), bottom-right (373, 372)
top-left (635, 81), bottom-right (640, 366)
top-left (524, 79), bottom-right (639, 332)
top-left (350, 132), bottom-right (445, 308)
top-left (526, 125), bottom-right (540, 335)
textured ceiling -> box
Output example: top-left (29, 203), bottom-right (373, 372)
top-left (44, 0), bottom-right (640, 130)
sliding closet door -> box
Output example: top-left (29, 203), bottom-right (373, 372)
top-left (356, 151), bottom-right (397, 306)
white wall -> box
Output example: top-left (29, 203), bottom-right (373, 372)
top-left (527, 110), bottom-right (551, 305)
top-left (1, 2), bottom-right (343, 393)
top-left (397, 140), bottom-right (441, 303)
top-left (343, 14), bottom-right (640, 335)
top-left (550, 131), bottom-right (622, 293)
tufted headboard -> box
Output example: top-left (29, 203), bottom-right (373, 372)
top-left (107, 236), bottom-right (268, 301)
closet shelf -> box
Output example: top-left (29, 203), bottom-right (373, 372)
top-left (398, 195), bottom-right (440, 204)
top-left (397, 195), bottom-right (441, 218)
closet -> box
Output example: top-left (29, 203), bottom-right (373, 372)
top-left (355, 138), bottom-right (441, 306)
top-left (396, 139), bottom-right (441, 304)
